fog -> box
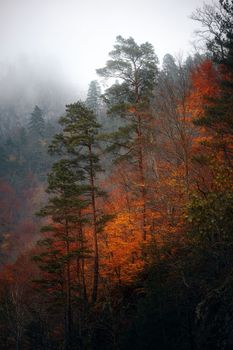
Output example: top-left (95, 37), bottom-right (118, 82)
top-left (1, 55), bottom-right (78, 107)
top-left (0, 0), bottom-right (208, 122)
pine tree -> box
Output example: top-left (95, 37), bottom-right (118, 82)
top-left (34, 101), bottom-right (107, 349)
top-left (47, 101), bottom-right (105, 303)
top-left (85, 80), bottom-right (102, 115)
top-left (97, 36), bottom-right (159, 241)
top-left (34, 159), bottom-right (89, 350)
top-left (28, 105), bottom-right (45, 138)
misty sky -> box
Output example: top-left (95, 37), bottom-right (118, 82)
top-left (0, 0), bottom-right (209, 92)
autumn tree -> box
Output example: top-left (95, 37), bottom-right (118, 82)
top-left (151, 54), bottom-right (197, 230)
top-left (191, 0), bottom-right (233, 166)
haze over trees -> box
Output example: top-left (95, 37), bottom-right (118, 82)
top-left (0, 1), bottom-right (233, 349)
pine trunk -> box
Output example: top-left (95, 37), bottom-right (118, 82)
top-left (88, 144), bottom-right (99, 303)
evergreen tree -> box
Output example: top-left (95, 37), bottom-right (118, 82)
top-left (28, 105), bottom-right (45, 138)
top-left (162, 54), bottom-right (179, 81)
top-left (34, 158), bottom-right (90, 350)
top-left (85, 80), bottom-right (102, 115)
top-left (27, 105), bottom-right (49, 176)
top-left (36, 101), bottom-right (106, 318)
top-left (97, 36), bottom-right (159, 241)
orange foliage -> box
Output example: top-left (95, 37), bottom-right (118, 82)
top-left (100, 211), bottom-right (143, 285)
top-left (187, 59), bottom-right (232, 167)
top-left (188, 59), bottom-right (219, 120)
top-left (98, 171), bottom-right (147, 287)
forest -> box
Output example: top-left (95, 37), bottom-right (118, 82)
top-left (0, 1), bottom-right (233, 349)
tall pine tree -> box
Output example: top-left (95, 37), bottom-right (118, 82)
top-left (40, 102), bottom-right (105, 304)
top-left (97, 36), bottom-right (159, 240)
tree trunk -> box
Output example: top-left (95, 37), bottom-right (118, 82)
top-left (88, 144), bottom-right (99, 303)
top-left (65, 219), bottom-right (72, 350)
top-left (79, 217), bottom-right (87, 302)
top-left (137, 113), bottom-right (147, 241)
